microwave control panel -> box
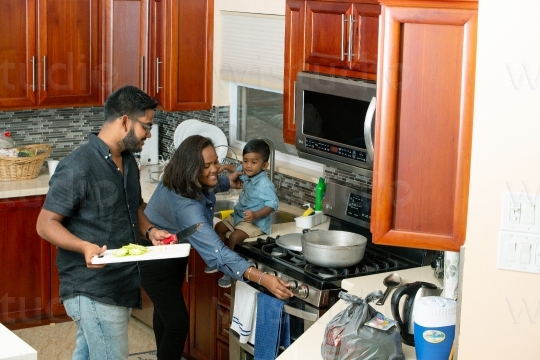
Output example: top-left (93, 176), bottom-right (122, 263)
top-left (304, 138), bottom-right (366, 163)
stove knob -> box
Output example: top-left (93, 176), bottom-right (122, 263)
top-left (296, 285), bottom-right (309, 299)
top-left (286, 280), bottom-right (298, 290)
top-left (248, 260), bottom-right (258, 269)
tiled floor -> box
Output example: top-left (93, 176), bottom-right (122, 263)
top-left (12, 316), bottom-right (157, 360)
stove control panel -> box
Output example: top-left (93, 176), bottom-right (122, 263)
top-left (252, 263), bottom-right (329, 307)
top-left (323, 181), bottom-right (371, 229)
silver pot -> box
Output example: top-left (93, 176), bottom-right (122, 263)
top-left (301, 230), bottom-right (367, 268)
top-left (301, 230), bottom-right (367, 267)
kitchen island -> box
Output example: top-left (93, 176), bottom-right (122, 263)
top-left (276, 266), bottom-right (436, 360)
top-left (0, 323), bottom-right (37, 360)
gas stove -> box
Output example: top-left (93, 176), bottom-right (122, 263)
top-left (235, 232), bottom-right (426, 309)
top-left (234, 181), bottom-right (433, 309)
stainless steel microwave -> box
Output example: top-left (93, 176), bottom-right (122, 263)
top-left (295, 72), bottom-right (376, 176)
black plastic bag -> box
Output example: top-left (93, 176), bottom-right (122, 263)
top-left (321, 291), bottom-right (405, 360)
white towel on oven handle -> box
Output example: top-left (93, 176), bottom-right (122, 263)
top-left (231, 281), bottom-right (259, 344)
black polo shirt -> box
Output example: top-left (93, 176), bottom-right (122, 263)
top-left (43, 133), bottom-right (143, 308)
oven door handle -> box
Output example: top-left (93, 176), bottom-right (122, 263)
top-left (364, 96), bottom-right (376, 161)
top-left (283, 304), bottom-right (318, 322)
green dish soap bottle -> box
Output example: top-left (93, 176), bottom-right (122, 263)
top-left (314, 177), bottom-right (326, 212)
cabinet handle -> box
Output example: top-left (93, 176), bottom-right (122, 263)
top-left (224, 293), bottom-right (231, 299)
top-left (155, 57), bottom-right (163, 94)
top-left (348, 14), bottom-right (355, 62)
top-left (341, 15), bottom-right (346, 61)
top-left (31, 56), bottom-right (35, 91)
top-left (223, 328), bottom-right (229, 334)
top-left (293, 80), bottom-right (296, 125)
top-left (141, 56), bottom-right (145, 92)
top-left (42, 56), bottom-right (47, 91)
top-left (185, 263), bottom-right (191, 282)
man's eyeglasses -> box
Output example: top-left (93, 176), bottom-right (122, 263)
top-left (127, 116), bottom-right (153, 135)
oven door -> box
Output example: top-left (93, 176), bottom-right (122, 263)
top-left (229, 303), bottom-right (320, 358)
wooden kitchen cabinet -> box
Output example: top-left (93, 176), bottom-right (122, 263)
top-left (164, 0), bottom-right (213, 111)
top-left (186, 250), bottom-right (218, 360)
top-left (102, 0), bottom-right (167, 105)
top-left (102, 0), bottom-right (149, 100)
top-left (371, 0), bottom-right (478, 251)
top-left (305, 0), bottom-right (380, 80)
top-left (282, 0), bottom-right (379, 144)
top-left (0, 0), bottom-right (101, 110)
top-left (0, 196), bottom-right (51, 326)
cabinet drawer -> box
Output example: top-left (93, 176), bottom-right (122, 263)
top-left (218, 284), bottom-right (231, 309)
top-left (216, 305), bottom-right (230, 344)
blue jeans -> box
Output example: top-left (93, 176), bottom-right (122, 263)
top-left (63, 295), bottom-right (132, 360)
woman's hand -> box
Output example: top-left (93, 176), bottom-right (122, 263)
top-left (228, 171), bottom-right (244, 189)
top-left (261, 274), bottom-right (294, 300)
top-left (218, 164), bottom-right (237, 174)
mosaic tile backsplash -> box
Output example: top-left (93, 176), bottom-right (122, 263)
top-left (0, 106), bottom-right (368, 208)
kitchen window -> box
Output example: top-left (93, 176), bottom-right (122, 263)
top-left (221, 11), bottom-right (322, 175)
top-left (228, 82), bottom-right (323, 174)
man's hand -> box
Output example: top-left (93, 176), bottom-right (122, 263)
top-left (148, 228), bottom-right (172, 246)
top-left (84, 243), bottom-right (107, 269)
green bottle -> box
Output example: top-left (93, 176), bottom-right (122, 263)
top-left (314, 177), bottom-right (326, 211)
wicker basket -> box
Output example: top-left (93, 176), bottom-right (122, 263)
top-left (0, 144), bottom-right (52, 181)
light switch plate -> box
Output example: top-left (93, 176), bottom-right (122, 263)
top-left (498, 232), bottom-right (540, 274)
top-left (501, 193), bottom-right (540, 232)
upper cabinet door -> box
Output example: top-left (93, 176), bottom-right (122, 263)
top-left (37, 0), bottom-right (101, 106)
top-left (166, 0), bottom-right (213, 111)
top-left (147, 0), bottom-right (165, 107)
top-left (304, 0), bottom-right (380, 80)
top-left (283, 0), bottom-right (305, 145)
top-left (102, 0), bottom-right (149, 100)
top-left (349, 3), bottom-right (379, 79)
top-left (305, 1), bottom-right (351, 70)
top-left (0, 0), bottom-right (37, 108)
top-left (371, 1), bottom-right (478, 251)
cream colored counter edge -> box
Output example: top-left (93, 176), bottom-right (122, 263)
top-left (0, 165), bottom-right (162, 201)
top-left (276, 265), bottom-right (436, 360)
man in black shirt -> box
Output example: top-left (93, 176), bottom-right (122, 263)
top-left (37, 85), bottom-right (170, 360)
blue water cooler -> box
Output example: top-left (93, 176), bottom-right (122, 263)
top-left (413, 296), bottom-right (457, 360)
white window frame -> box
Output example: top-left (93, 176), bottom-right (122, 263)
top-left (228, 81), bottom-right (324, 175)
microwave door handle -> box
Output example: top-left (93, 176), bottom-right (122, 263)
top-left (364, 96), bottom-right (376, 160)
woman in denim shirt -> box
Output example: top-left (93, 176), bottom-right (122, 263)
top-left (139, 135), bottom-right (293, 359)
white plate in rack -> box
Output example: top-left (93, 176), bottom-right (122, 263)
top-left (91, 244), bottom-right (191, 264)
top-left (173, 119), bottom-right (200, 148)
top-left (182, 122), bottom-right (228, 161)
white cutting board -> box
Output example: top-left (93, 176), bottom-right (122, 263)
top-left (91, 243), bottom-right (191, 264)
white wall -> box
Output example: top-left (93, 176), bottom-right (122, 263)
top-left (213, 0), bottom-right (285, 106)
top-left (459, 0), bottom-right (540, 358)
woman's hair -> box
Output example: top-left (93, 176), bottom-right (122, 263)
top-left (162, 135), bottom-right (214, 199)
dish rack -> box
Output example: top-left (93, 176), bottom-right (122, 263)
top-left (0, 144), bottom-right (52, 181)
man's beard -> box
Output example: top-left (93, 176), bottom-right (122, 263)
top-left (123, 127), bottom-right (143, 153)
